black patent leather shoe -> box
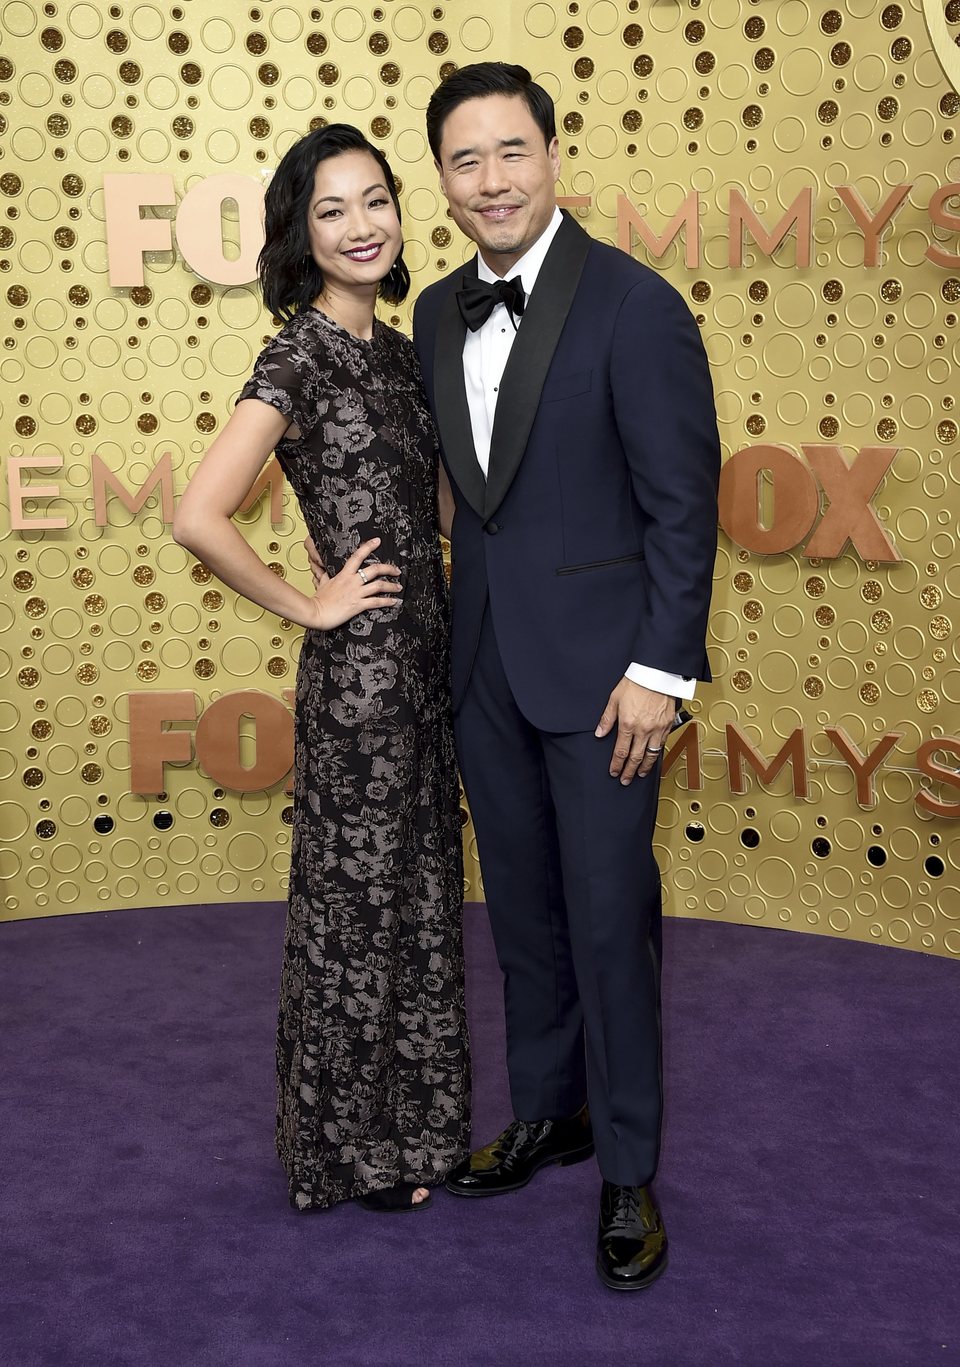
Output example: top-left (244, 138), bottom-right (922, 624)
top-left (444, 1104), bottom-right (594, 1197)
top-left (596, 1181), bottom-right (668, 1291)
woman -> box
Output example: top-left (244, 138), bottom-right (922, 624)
top-left (173, 125), bottom-right (470, 1213)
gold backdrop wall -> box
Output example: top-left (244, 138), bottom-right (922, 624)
top-left (1, 1), bottom-right (959, 954)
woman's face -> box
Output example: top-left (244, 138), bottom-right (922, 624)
top-left (306, 149), bottom-right (402, 296)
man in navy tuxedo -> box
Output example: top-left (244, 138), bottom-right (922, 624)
top-left (414, 63), bottom-right (720, 1292)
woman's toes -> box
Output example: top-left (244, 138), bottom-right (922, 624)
top-left (413, 1187), bottom-right (429, 1205)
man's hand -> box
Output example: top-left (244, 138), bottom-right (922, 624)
top-left (595, 679), bottom-right (676, 785)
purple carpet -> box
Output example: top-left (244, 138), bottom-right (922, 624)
top-left (1, 903), bottom-right (957, 1367)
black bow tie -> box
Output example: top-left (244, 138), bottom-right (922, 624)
top-left (456, 275), bottom-right (526, 332)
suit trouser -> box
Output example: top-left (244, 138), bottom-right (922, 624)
top-left (454, 607), bottom-right (664, 1187)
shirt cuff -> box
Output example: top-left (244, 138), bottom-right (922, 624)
top-left (625, 664), bottom-right (697, 700)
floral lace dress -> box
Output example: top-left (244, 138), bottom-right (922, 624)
top-left (239, 308), bottom-right (470, 1209)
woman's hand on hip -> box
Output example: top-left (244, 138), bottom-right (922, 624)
top-left (304, 537), bottom-right (402, 630)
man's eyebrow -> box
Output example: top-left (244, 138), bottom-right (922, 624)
top-left (311, 183), bottom-right (388, 205)
top-left (449, 137), bottom-right (529, 162)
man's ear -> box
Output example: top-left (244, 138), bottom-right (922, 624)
top-left (435, 157), bottom-right (445, 192)
top-left (549, 137), bottom-right (561, 181)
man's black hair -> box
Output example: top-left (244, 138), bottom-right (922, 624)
top-left (426, 62), bottom-right (557, 161)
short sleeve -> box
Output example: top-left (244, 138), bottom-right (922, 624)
top-left (237, 331), bottom-right (319, 440)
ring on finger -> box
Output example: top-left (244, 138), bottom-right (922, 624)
top-left (645, 745), bottom-right (662, 754)
top-left (357, 568), bottom-right (368, 584)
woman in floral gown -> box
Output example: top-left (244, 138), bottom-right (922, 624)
top-left (174, 125), bottom-right (469, 1213)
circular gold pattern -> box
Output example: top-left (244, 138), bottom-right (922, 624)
top-left (683, 108), bottom-right (704, 132)
top-left (754, 47), bottom-right (775, 72)
top-left (90, 716), bottom-right (112, 737)
top-left (871, 611), bottom-right (893, 633)
top-left (742, 106), bottom-right (763, 129)
top-left (266, 657), bottom-right (288, 677)
top-left (744, 17), bottom-right (764, 40)
top-left (818, 101), bottom-right (839, 125)
top-left (936, 420), bottom-right (958, 444)
top-left (563, 26), bottom-right (584, 49)
top-left (72, 569), bottom-right (94, 589)
top-left (803, 677), bottom-right (824, 698)
top-left (880, 5), bottom-right (902, 29)
top-left (371, 116), bottom-right (392, 138)
top-left (694, 52), bottom-right (714, 76)
top-left (195, 412), bottom-right (217, 434)
top-left (180, 63), bottom-right (203, 85)
top-left (2, 174), bottom-right (24, 198)
top-left (830, 42), bottom-right (851, 66)
top-left (804, 577), bottom-right (826, 599)
top-left (210, 808), bottom-right (230, 828)
top-left (81, 764), bottom-right (103, 784)
top-left (881, 279), bottom-right (903, 302)
top-left (25, 597), bottom-right (47, 619)
top-left (18, 667), bottom-right (40, 688)
top-left (929, 616), bottom-right (951, 640)
top-left (861, 581), bottom-right (883, 604)
top-left (822, 280), bottom-right (843, 302)
top-left (76, 664), bottom-right (99, 684)
top-left (54, 59), bottom-right (77, 82)
top-left (745, 414), bottom-right (766, 436)
top-left (427, 30), bottom-right (449, 53)
top-left (194, 659), bottom-right (216, 679)
top-left (684, 21), bottom-right (705, 44)
top-left (742, 600), bottom-right (763, 622)
top-left (821, 10), bottom-right (842, 34)
top-left (634, 54), bottom-right (654, 78)
top-left (859, 683), bottom-right (881, 704)
top-left (306, 33), bottom-right (328, 56)
top-left (941, 93), bottom-right (960, 118)
top-left (877, 98), bottom-right (899, 122)
top-left (917, 689), bottom-right (938, 713)
top-left (257, 63), bottom-right (279, 86)
top-left (23, 768), bottom-right (45, 789)
top-left (144, 593), bottom-right (166, 613)
top-left (246, 33), bottom-right (268, 56)
top-left (819, 416), bottom-right (839, 437)
top-left (731, 671), bottom-right (752, 691)
top-left (318, 63), bottom-right (340, 86)
top-left (83, 594), bottom-right (106, 615)
top-left (106, 29), bottom-right (129, 53)
top-left (574, 57), bottom-right (595, 80)
top-left (920, 586), bottom-right (943, 610)
top-left (68, 285), bottom-right (90, 307)
top-left (31, 720), bottom-right (53, 740)
top-left (41, 26), bottom-right (64, 51)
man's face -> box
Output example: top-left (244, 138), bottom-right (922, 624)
top-left (435, 94), bottom-right (561, 276)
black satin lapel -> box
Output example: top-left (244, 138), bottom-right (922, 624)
top-left (484, 213), bottom-right (592, 519)
top-left (431, 265), bottom-right (486, 519)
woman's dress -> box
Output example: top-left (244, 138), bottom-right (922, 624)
top-left (239, 308), bottom-right (470, 1209)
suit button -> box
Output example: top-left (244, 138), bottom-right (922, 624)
top-left (485, 520), bottom-right (500, 535)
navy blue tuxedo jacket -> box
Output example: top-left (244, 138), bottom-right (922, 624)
top-left (413, 212), bottom-right (720, 733)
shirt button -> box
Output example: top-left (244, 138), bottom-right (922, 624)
top-left (485, 520), bottom-right (500, 535)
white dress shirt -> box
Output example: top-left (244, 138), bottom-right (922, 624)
top-left (462, 208), bottom-right (695, 702)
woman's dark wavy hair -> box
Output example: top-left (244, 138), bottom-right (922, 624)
top-left (258, 123), bottom-right (410, 321)
top-left (426, 63), bottom-right (556, 161)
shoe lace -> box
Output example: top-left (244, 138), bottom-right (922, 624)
top-left (607, 1185), bottom-right (657, 1233)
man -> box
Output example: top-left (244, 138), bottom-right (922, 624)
top-left (310, 63), bottom-right (719, 1288)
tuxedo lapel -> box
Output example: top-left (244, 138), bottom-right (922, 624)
top-left (431, 262), bottom-right (486, 519)
top-left (484, 212), bottom-right (592, 519)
